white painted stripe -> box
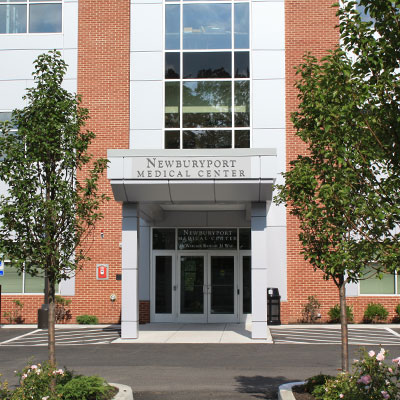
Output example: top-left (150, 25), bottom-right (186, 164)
top-left (12, 335), bottom-right (118, 345)
top-left (0, 329), bottom-right (41, 344)
top-left (386, 328), bottom-right (400, 338)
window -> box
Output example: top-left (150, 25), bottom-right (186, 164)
top-left (0, 260), bottom-right (50, 294)
top-left (164, 0), bottom-right (250, 149)
top-left (360, 265), bottom-right (400, 295)
top-left (0, 0), bottom-right (62, 34)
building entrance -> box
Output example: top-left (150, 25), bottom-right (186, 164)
top-left (151, 251), bottom-right (251, 323)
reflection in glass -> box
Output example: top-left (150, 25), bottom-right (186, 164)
top-left (0, 4), bottom-right (26, 33)
top-left (183, 130), bottom-right (231, 149)
top-left (210, 256), bottom-right (234, 314)
top-left (239, 228), bottom-right (251, 249)
top-left (242, 256), bottom-right (252, 314)
top-left (234, 3), bottom-right (249, 49)
top-left (235, 130), bottom-right (250, 148)
top-left (0, 263), bottom-right (22, 293)
top-left (183, 81), bottom-right (231, 128)
top-left (155, 256), bottom-right (172, 314)
top-left (165, 130), bottom-right (180, 149)
top-left (183, 52), bottom-right (231, 79)
top-left (166, 4), bottom-right (180, 50)
top-left (29, 4), bottom-right (61, 33)
top-left (24, 269), bottom-right (46, 293)
top-left (235, 52), bottom-right (249, 78)
top-left (183, 4), bottom-right (231, 49)
top-left (153, 228), bottom-right (176, 250)
top-left (360, 265), bottom-right (395, 294)
top-left (165, 82), bottom-right (180, 128)
top-left (234, 81), bottom-right (250, 127)
top-left (165, 53), bottom-right (180, 79)
top-left (181, 256), bottom-right (204, 314)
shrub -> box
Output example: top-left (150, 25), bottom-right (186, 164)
top-left (363, 302), bottom-right (388, 323)
top-left (328, 304), bottom-right (354, 323)
top-left (301, 295), bottom-right (321, 323)
top-left (320, 348), bottom-right (400, 400)
top-left (76, 314), bottom-right (98, 324)
top-left (304, 374), bottom-right (334, 398)
top-left (55, 295), bottom-right (72, 324)
top-left (395, 303), bottom-right (400, 319)
top-left (58, 375), bottom-right (115, 400)
top-left (3, 300), bottom-right (24, 324)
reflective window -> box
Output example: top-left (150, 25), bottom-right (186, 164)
top-left (234, 81), bottom-right (250, 127)
top-left (360, 265), bottom-right (396, 295)
top-left (165, 1), bottom-right (250, 149)
top-left (183, 4), bottom-right (231, 50)
top-left (155, 256), bottom-right (173, 314)
top-left (0, 1), bottom-right (61, 34)
top-left (29, 3), bottom-right (61, 33)
top-left (234, 3), bottom-right (249, 48)
top-left (165, 53), bottom-right (180, 79)
top-left (183, 130), bottom-right (231, 149)
top-left (183, 52), bottom-right (231, 79)
top-left (165, 82), bottom-right (180, 128)
top-left (153, 229), bottom-right (176, 250)
top-left (183, 81), bottom-right (231, 128)
top-left (234, 52), bottom-right (249, 78)
top-left (165, 130), bottom-right (180, 149)
top-left (166, 4), bottom-right (180, 50)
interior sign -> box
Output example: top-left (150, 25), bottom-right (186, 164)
top-left (178, 228), bottom-right (237, 250)
top-left (133, 157), bottom-right (251, 179)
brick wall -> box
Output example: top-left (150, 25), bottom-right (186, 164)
top-left (283, 0), bottom-right (341, 324)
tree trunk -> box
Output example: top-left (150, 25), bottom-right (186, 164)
top-left (339, 280), bottom-right (349, 372)
top-left (48, 276), bottom-right (56, 392)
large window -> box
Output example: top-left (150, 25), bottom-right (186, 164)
top-left (164, 0), bottom-right (250, 149)
top-left (0, 260), bottom-right (49, 294)
top-left (360, 265), bottom-right (400, 295)
top-left (0, 0), bottom-right (62, 34)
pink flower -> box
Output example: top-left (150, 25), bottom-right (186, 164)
top-left (389, 368), bottom-right (393, 373)
top-left (392, 357), bottom-right (400, 364)
top-left (358, 375), bottom-right (372, 385)
top-left (368, 350), bottom-right (376, 357)
top-left (381, 391), bottom-right (390, 399)
top-left (377, 352), bottom-right (385, 361)
top-left (339, 394), bottom-right (344, 398)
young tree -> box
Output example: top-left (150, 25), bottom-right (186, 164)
top-left (275, 0), bottom-right (400, 372)
top-left (0, 51), bottom-right (108, 372)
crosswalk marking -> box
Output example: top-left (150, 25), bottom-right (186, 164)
top-left (270, 327), bottom-right (400, 345)
top-left (0, 328), bottom-right (121, 346)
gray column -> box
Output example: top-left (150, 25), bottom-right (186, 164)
top-left (251, 202), bottom-right (268, 339)
top-left (121, 203), bottom-right (139, 339)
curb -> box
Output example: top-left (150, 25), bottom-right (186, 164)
top-left (278, 382), bottom-right (305, 400)
top-left (111, 383), bottom-right (134, 400)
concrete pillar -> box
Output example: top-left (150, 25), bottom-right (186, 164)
top-left (251, 202), bottom-right (268, 339)
top-left (121, 203), bottom-right (139, 339)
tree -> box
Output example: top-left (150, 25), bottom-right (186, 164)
top-left (274, 0), bottom-right (400, 372)
top-left (0, 51), bottom-right (108, 377)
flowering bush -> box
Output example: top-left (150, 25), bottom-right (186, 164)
top-left (319, 348), bottom-right (400, 400)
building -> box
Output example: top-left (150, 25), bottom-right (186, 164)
top-left (0, 0), bottom-right (398, 338)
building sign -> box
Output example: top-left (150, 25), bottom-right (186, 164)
top-left (0, 260), bottom-right (3, 277)
top-left (178, 229), bottom-right (237, 250)
top-left (96, 264), bottom-right (109, 280)
top-left (132, 157), bottom-right (251, 179)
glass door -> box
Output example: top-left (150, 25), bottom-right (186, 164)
top-left (178, 254), bottom-right (207, 322)
top-left (207, 254), bottom-right (239, 323)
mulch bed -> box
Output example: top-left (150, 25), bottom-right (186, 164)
top-left (292, 385), bottom-right (316, 400)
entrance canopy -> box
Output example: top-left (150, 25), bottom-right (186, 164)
top-left (107, 149), bottom-right (277, 204)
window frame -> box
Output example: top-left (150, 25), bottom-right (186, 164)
top-left (163, 0), bottom-right (251, 149)
top-left (0, 0), bottom-right (63, 35)
top-left (358, 265), bottom-right (400, 296)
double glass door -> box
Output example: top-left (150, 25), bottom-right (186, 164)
top-left (153, 252), bottom-right (242, 323)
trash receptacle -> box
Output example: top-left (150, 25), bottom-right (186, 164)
top-left (38, 304), bottom-right (49, 329)
top-left (267, 287), bottom-right (281, 325)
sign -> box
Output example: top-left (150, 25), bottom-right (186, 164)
top-left (0, 260), bottom-right (3, 277)
top-left (178, 228), bottom-right (237, 250)
top-left (131, 157), bottom-right (251, 180)
top-left (96, 264), bottom-right (109, 280)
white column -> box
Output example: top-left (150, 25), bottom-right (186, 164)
top-left (251, 202), bottom-right (268, 339)
top-left (121, 203), bottom-right (139, 339)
